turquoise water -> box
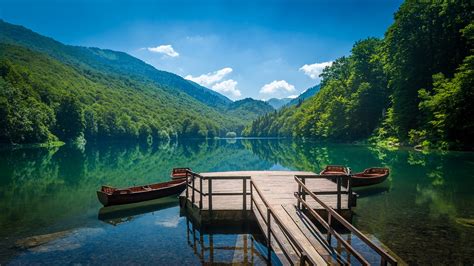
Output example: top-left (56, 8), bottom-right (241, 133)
top-left (0, 139), bottom-right (473, 264)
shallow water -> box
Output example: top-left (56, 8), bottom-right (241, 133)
top-left (0, 139), bottom-right (473, 264)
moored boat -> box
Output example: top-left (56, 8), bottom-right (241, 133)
top-left (171, 167), bottom-right (191, 180)
top-left (352, 167), bottom-right (389, 187)
top-left (320, 165), bottom-right (351, 175)
top-left (97, 179), bottom-right (186, 206)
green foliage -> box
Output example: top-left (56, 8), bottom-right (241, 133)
top-left (54, 96), bottom-right (85, 141)
top-left (245, 38), bottom-right (389, 141)
top-left (245, 1), bottom-right (473, 150)
top-left (0, 35), bottom-right (273, 144)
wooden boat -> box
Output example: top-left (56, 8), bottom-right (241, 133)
top-left (351, 167), bottom-right (389, 187)
top-left (319, 165), bottom-right (351, 175)
top-left (97, 179), bottom-right (186, 206)
top-left (171, 167), bottom-right (191, 180)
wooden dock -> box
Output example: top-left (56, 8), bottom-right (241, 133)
top-left (179, 170), bottom-right (397, 265)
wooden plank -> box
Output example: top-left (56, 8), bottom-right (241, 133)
top-left (181, 170), bottom-right (359, 265)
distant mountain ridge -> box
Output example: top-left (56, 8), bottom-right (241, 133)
top-left (287, 84), bottom-right (320, 106)
top-left (266, 97), bottom-right (292, 109)
top-left (265, 84), bottom-right (321, 109)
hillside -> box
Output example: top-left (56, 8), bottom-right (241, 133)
top-left (0, 21), bottom-right (274, 144)
top-left (244, 1), bottom-right (474, 150)
top-left (0, 20), bottom-right (232, 109)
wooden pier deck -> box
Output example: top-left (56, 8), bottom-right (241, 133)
top-left (179, 170), bottom-right (397, 265)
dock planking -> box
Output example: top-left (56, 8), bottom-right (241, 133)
top-left (180, 170), bottom-right (355, 265)
top-left (186, 171), bottom-right (351, 211)
top-left (180, 170), bottom-right (398, 265)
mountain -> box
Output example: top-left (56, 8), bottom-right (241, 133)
top-left (266, 98), bottom-right (292, 109)
top-left (266, 84), bottom-right (321, 110)
top-left (0, 19), bottom-right (232, 109)
top-left (227, 98), bottom-right (274, 120)
top-left (286, 84), bottom-right (320, 106)
top-left (0, 20), bottom-right (273, 144)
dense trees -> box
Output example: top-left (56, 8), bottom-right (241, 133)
top-left (0, 43), bottom-right (273, 145)
top-left (245, 0), bottom-right (473, 150)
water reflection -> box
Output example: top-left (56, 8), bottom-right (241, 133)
top-left (0, 139), bottom-right (473, 264)
top-left (184, 215), bottom-right (269, 265)
top-left (98, 196), bottom-right (179, 226)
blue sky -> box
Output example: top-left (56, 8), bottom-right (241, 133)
top-left (0, 0), bottom-right (403, 100)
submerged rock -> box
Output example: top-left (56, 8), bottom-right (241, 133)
top-left (455, 218), bottom-right (474, 227)
top-left (15, 230), bottom-right (71, 249)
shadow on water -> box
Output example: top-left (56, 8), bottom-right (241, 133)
top-left (353, 185), bottom-right (391, 198)
top-left (97, 196), bottom-right (180, 226)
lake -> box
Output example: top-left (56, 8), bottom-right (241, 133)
top-left (0, 139), bottom-right (473, 264)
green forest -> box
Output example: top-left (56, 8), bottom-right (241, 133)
top-left (0, 21), bottom-right (274, 145)
top-left (243, 0), bottom-right (474, 150)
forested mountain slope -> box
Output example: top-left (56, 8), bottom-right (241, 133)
top-left (244, 0), bottom-right (473, 150)
top-left (0, 22), bottom-right (274, 144)
top-left (0, 20), bottom-right (231, 109)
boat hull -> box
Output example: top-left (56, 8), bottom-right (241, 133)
top-left (97, 182), bottom-right (186, 207)
top-left (352, 172), bottom-right (389, 187)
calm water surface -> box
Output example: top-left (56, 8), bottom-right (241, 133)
top-left (0, 139), bottom-right (473, 264)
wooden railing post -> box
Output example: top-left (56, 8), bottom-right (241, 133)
top-left (192, 173), bottom-right (195, 204)
top-left (267, 208), bottom-right (272, 263)
top-left (199, 176), bottom-right (203, 209)
top-left (186, 174), bottom-right (189, 200)
top-left (297, 180), bottom-right (301, 210)
top-left (208, 176), bottom-right (213, 211)
top-left (348, 175), bottom-right (353, 207)
top-left (243, 177), bottom-right (247, 211)
top-left (337, 176), bottom-right (341, 210)
top-left (302, 176), bottom-right (306, 211)
top-left (250, 180), bottom-right (253, 211)
top-left (327, 213), bottom-right (332, 244)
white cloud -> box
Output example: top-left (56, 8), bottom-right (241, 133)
top-left (260, 80), bottom-right (296, 95)
top-left (147, 45), bottom-right (179, 57)
top-left (212, 79), bottom-right (241, 99)
top-left (287, 95), bottom-right (298, 99)
top-left (299, 61), bottom-right (333, 81)
top-left (185, 67), bottom-right (233, 87)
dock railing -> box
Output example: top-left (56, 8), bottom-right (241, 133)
top-left (250, 180), bottom-right (317, 265)
top-left (185, 170), bottom-right (251, 211)
top-left (294, 175), bottom-right (397, 266)
top-left (295, 174), bottom-right (354, 210)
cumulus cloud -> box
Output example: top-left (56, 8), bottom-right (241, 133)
top-left (299, 61), bottom-right (333, 81)
top-left (147, 45), bottom-right (179, 57)
top-left (260, 80), bottom-right (296, 95)
top-left (212, 79), bottom-right (241, 99)
top-left (185, 67), bottom-right (233, 87)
